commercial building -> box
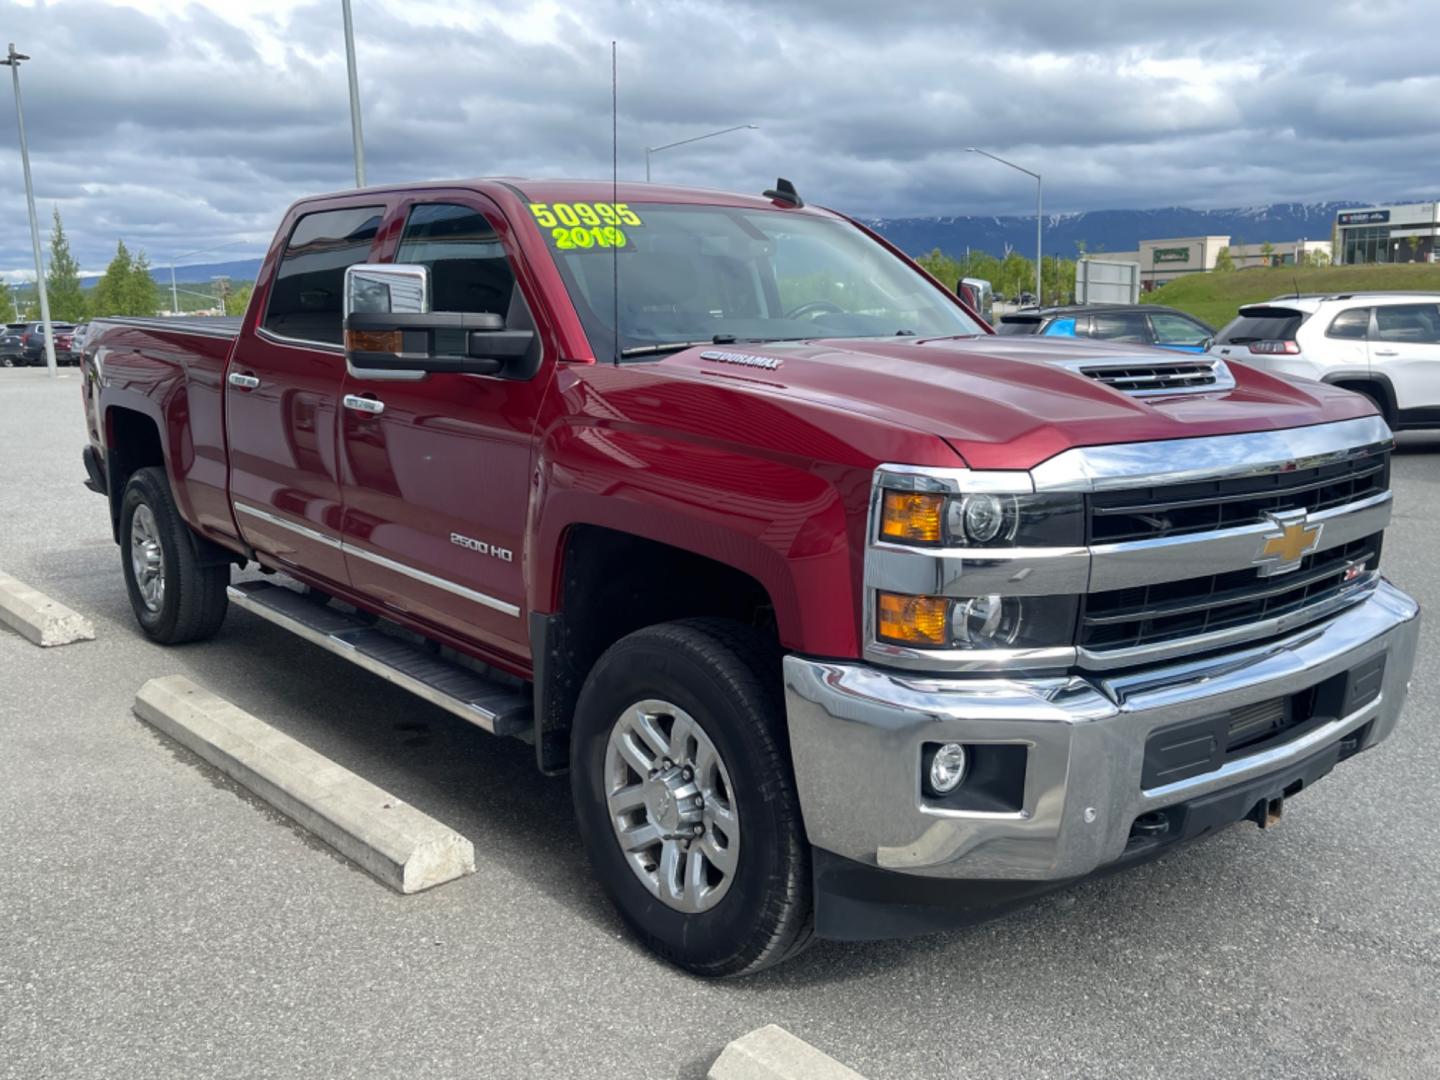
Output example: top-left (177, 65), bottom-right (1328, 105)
top-left (1103, 236), bottom-right (1333, 290)
top-left (1333, 202), bottom-right (1438, 265)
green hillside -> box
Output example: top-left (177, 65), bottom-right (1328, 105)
top-left (1142, 264), bottom-right (1440, 328)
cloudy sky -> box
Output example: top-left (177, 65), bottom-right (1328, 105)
top-left (0, 0), bottom-right (1436, 276)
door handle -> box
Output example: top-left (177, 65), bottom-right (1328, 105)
top-left (1373, 349), bottom-right (1399, 357)
top-left (343, 393), bottom-right (385, 415)
top-left (228, 371), bottom-right (260, 390)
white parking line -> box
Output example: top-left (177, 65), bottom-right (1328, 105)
top-left (133, 675), bottom-right (476, 894)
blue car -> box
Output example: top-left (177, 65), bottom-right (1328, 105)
top-left (996, 304), bottom-right (1216, 353)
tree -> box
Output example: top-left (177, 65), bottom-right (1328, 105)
top-left (90, 241), bottom-right (133, 316)
top-left (45, 207), bottom-right (87, 321)
top-left (224, 282), bottom-right (253, 317)
top-left (1213, 246), bottom-right (1235, 273)
top-left (0, 282), bottom-right (15, 322)
top-left (91, 241), bottom-right (160, 316)
top-left (129, 250), bottom-right (159, 315)
top-left (1260, 241), bottom-right (1275, 268)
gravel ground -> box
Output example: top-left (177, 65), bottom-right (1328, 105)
top-left (1, 367), bottom-right (1436, 1080)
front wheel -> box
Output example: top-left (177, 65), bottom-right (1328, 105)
top-left (571, 619), bottom-right (813, 977)
top-left (120, 466), bottom-right (229, 643)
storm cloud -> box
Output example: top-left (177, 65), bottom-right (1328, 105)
top-left (0, 0), bottom-right (1435, 275)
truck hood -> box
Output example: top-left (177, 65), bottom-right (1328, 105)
top-left (660, 335), bottom-right (1377, 470)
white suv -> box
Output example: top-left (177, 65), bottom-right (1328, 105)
top-left (1209, 292), bottom-right (1440, 430)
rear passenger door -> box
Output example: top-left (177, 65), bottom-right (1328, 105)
top-left (1369, 302), bottom-right (1440, 415)
top-left (226, 201), bottom-right (386, 585)
top-left (336, 194), bottom-right (551, 661)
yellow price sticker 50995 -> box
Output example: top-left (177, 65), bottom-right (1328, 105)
top-left (529, 201), bottom-right (643, 230)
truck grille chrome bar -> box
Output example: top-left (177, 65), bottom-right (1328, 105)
top-left (1089, 448), bottom-right (1389, 544)
top-left (1080, 535), bottom-right (1381, 652)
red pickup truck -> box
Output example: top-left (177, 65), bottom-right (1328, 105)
top-left (80, 178), bottom-right (1420, 976)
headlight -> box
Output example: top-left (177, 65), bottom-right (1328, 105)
top-left (876, 590), bottom-right (1079, 650)
top-left (880, 490), bottom-right (1083, 549)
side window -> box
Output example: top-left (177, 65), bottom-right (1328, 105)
top-left (397, 203), bottom-right (525, 323)
top-left (1374, 303), bottom-right (1440, 344)
top-left (263, 206), bottom-right (383, 345)
top-left (1326, 308), bottom-right (1370, 340)
top-left (1089, 311), bottom-right (1152, 344)
top-left (1148, 312), bottom-right (1210, 346)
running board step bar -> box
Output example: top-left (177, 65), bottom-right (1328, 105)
top-left (227, 581), bottom-right (531, 737)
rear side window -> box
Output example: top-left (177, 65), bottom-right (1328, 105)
top-left (263, 205), bottom-right (384, 345)
top-left (996, 317), bottom-right (1042, 335)
top-left (1374, 303), bottom-right (1440, 344)
top-left (1088, 311), bottom-right (1152, 344)
top-left (1326, 308), bottom-right (1370, 340)
top-left (397, 203), bottom-right (519, 318)
top-left (1148, 312), bottom-right (1210, 346)
top-left (1214, 307), bottom-right (1305, 345)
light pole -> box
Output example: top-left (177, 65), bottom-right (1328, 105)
top-left (341, 0), bottom-right (366, 187)
top-left (646, 124), bottom-right (757, 182)
top-left (967, 147), bottom-right (1042, 307)
top-left (2, 44), bottom-right (56, 377)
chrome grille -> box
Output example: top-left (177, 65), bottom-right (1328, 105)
top-left (1089, 448), bottom-right (1389, 544)
top-left (1080, 535), bottom-right (1380, 652)
top-left (1079, 361), bottom-right (1219, 394)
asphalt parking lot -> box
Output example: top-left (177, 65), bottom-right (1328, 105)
top-left (2, 367), bottom-right (1437, 1080)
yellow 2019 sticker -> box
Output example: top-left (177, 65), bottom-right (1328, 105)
top-left (529, 201), bottom-right (643, 231)
top-left (550, 225), bottom-right (629, 250)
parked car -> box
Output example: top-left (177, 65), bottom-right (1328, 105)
top-left (16, 320), bottom-right (77, 366)
top-left (997, 304), bottom-right (1216, 352)
top-left (79, 178), bottom-right (1417, 976)
top-left (0, 322), bottom-right (27, 367)
top-left (1209, 292), bottom-right (1440, 430)
top-left (68, 322), bottom-right (92, 363)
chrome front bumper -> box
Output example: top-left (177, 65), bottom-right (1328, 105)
top-left (784, 579), bottom-right (1420, 881)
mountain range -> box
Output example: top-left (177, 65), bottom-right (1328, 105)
top-left (863, 201), bottom-right (1407, 259)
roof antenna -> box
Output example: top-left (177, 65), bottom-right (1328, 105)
top-left (763, 177), bottom-right (804, 208)
top-left (611, 40), bottom-right (620, 367)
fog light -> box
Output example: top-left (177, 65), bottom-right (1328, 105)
top-left (929, 742), bottom-right (967, 794)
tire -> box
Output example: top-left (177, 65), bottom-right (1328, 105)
top-left (1357, 388), bottom-right (1394, 428)
top-left (1, 355), bottom-right (12, 368)
top-left (570, 618), bottom-right (813, 977)
top-left (119, 466), bottom-right (229, 643)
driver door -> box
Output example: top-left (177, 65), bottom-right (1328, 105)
top-left (337, 194), bottom-right (553, 661)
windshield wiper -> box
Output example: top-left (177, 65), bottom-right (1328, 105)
top-left (619, 340), bottom-right (717, 358)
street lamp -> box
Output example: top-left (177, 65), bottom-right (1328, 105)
top-left (2, 43), bottom-right (57, 377)
top-left (967, 147), bottom-right (1042, 308)
top-left (646, 124), bottom-right (758, 182)
top-left (341, 0), bottom-right (366, 187)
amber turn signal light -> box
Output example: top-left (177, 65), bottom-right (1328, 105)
top-left (346, 328), bottom-right (403, 354)
top-left (877, 591), bottom-right (949, 647)
top-left (879, 491), bottom-right (945, 545)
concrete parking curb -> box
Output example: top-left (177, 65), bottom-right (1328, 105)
top-left (133, 675), bottom-right (476, 894)
top-left (709, 1025), bottom-right (868, 1080)
top-left (0, 568), bottom-right (94, 646)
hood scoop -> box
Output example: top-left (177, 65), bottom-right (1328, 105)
top-left (1055, 355), bottom-right (1236, 397)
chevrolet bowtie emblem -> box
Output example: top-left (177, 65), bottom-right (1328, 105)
top-left (1255, 511), bottom-right (1323, 576)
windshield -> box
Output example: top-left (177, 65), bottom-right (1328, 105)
top-left (531, 201), bottom-right (984, 358)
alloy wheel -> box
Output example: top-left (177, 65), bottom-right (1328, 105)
top-left (604, 699), bottom-right (740, 913)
